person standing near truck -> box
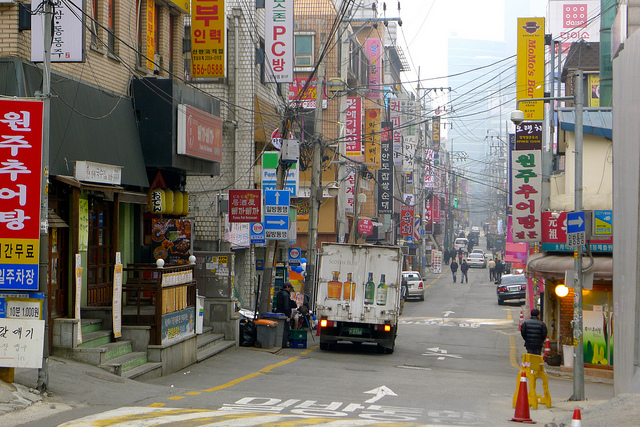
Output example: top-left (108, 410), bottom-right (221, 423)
top-left (275, 282), bottom-right (296, 348)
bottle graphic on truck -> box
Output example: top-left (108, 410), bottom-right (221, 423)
top-left (364, 272), bottom-right (375, 304)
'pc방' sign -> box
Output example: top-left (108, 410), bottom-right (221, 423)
top-left (0, 100), bottom-right (43, 291)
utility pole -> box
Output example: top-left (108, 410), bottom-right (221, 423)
top-left (570, 70), bottom-right (585, 401)
top-left (259, 111), bottom-right (292, 314)
top-left (36, 0), bottom-right (53, 393)
top-left (306, 48), bottom-right (325, 310)
top-left (336, 26), bottom-right (349, 243)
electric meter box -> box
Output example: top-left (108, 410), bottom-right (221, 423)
top-left (281, 138), bottom-right (299, 163)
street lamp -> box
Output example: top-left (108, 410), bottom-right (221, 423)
top-left (511, 70), bottom-right (585, 401)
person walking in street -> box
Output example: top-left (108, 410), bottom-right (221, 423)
top-left (520, 309), bottom-right (548, 355)
top-left (275, 282), bottom-right (296, 348)
top-left (488, 258), bottom-right (496, 281)
top-left (450, 259), bottom-right (458, 283)
top-left (494, 257), bottom-right (503, 284)
top-left (460, 259), bottom-right (470, 283)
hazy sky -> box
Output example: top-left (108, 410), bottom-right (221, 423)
top-left (394, 0), bottom-right (548, 87)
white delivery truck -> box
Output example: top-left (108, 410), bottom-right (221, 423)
top-left (315, 243), bottom-right (403, 353)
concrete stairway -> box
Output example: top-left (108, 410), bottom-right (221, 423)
top-left (196, 326), bottom-right (236, 362)
top-left (73, 319), bottom-right (162, 381)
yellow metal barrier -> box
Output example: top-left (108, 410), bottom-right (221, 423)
top-left (512, 353), bottom-right (552, 409)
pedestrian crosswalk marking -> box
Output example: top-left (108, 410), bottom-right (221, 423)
top-left (58, 407), bottom-right (421, 426)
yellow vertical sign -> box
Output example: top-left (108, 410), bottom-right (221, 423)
top-left (365, 108), bottom-right (381, 170)
top-left (146, 0), bottom-right (156, 69)
top-left (191, 0), bottom-right (226, 78)
top-left (588, 74), bottom-right (600, 107)
top-left (516, 18), bottom-right (545, 121)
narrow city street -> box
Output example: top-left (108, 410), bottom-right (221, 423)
top-left (8, 260), bottom-right (613, 426)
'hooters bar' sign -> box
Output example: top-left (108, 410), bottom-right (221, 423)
top-left (0, 100), bottom-right (43, 291)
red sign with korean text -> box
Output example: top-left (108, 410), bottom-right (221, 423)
top-left (0, 100), bottom-right (43, 291)
top-left (511, 150), bottom-right (542, 242)
top-left (400, 205), bottom-right (414, 236)
top-left (228, 190), bottom-right (262, 223)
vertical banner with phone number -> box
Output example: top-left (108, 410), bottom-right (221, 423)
top-left (191, 0), bottom-right (226, 78)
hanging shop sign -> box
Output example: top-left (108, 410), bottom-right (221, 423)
top-left (148, 189), bottom-right (190, 215)
top-left (0, 100), bottom-right (43, 291)
top-left (288, 77), bottom-right (327, 109)
top-left (515, 122), bottom-right (543, 150)
top-left (364, 109), bottom-right (381, 170)
top-left (146, 0), bottom-right (156, 69)
top-left (265, 0), bottom-right (294, 83)
top-left (377, 122), bottom-right (394, 215)
top-left (345, 97), bottom-right (362, 157)
top-left (389, 99), bottom-right (403, 166)
top-left (177, 104), bottom-right (223, 163)
top-left (191, 0), bottom-right (226, 78)
top-left (511, 150), bottom-right (541, 242)
top-left (365, 38), bottom-right (382, 99)
top-left (400, 205), bottom-right (414, 237)
top-left (228, 189), bottom-right (262, 223)
top-left (516, 17), bottom-right (545, 121)
top-left (432, 116), bottom-right (441, 152)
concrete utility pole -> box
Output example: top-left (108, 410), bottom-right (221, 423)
top-left (306, 51), bottom-right (325, 310)
top-left (336, 26), bottom-right (349, 243)
top-left (36, 0), bottom-right (53, 393)
top-left (571, 70), bottom-right (585, 401)
top-left (259, 112), bottom-right (292, 315)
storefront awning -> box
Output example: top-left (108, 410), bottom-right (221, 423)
top-left (526, 253), bottom-right (613, 281)
top-left (0, 58), bottom-right (149, 188)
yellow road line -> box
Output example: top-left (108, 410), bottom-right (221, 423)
top-left (202, 356), bottom-right (301, 392)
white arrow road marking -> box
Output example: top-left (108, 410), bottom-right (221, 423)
top-left (363, 385), bottom-right (397, 403)
top-left (443, 311), bottom-right (454, 317)
top-left (423, 347), bottom-right (462, 360)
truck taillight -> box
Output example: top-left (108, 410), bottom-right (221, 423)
top-left (419, 281), bottom-right (423, 289)
top-left (376, 324), bottom-right (392, 332)
top-left (320, 319), bottom-right (335, 328)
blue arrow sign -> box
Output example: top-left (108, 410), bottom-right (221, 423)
top-left (567, 212), bottom-right (586, 234)
top-left (265, 215), bottom-right (289, 230)
top-left (265, 189), bottom-right (290, 207)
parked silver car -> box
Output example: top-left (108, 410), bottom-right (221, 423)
top-left (402, 271), bottom-right (425, 301)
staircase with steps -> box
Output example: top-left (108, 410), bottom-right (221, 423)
top-left (53, 318), bottom-right (236, 381)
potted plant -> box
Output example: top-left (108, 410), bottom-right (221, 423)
top-left (560, 336), bottom-right (574, 367)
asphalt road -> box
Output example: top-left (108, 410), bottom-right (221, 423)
top-left (7, 257), bottom-right (615, 426)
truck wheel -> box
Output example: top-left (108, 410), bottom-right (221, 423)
top-left (320, 342), bottom-right (329, 351)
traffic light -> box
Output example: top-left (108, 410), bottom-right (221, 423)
top-left (454, 197), bottom-right (458, 208)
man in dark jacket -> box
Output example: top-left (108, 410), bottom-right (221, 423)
top-left (460, 259), bottom-right (470, 283)
top-left (275, 282), bottom-right (296, 348)
top-left (450, 259), bottom-right (458, 283)
top-left (494, 258), bottom-right (504, 284)
top-left (520, 309), bottom-right (548, 355)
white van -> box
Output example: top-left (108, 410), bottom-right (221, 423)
top-left (454, 238), bottom-right (468, 252)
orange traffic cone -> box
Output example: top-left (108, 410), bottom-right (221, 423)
top-left (544, 336), bottom-right (551, 360)
top-left (518, 310), bottom-right (524, 331)
top-left (571, 408), bottom-right (582, 426)
top-left (511, 371), bottom-right (535, 423)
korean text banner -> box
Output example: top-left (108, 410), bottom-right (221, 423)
top-left (191, 0), bottom-right (226, 78)
top-left (345, 97), bottom-right (362, 157)
top-left (31, 0), bottom-right (84, 62)
top-left (364, 109), bottom-right (381, 170)
top-left (389, 99), bottom-right (403, 166)
top-left (516, 17), bottom-right (545, 121)
top-left (147, 0), bottom-right (156, 69)
top-left (265, 0), bottom-right (294, 83)
top-left (0, 100), bottom-right (43, 291)
top-left (377, 122), bottom-right (394, 215)
top-left (365, 38), bottom-right (382, 99)
top-left (511, 150), bottom-right (541, 242)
